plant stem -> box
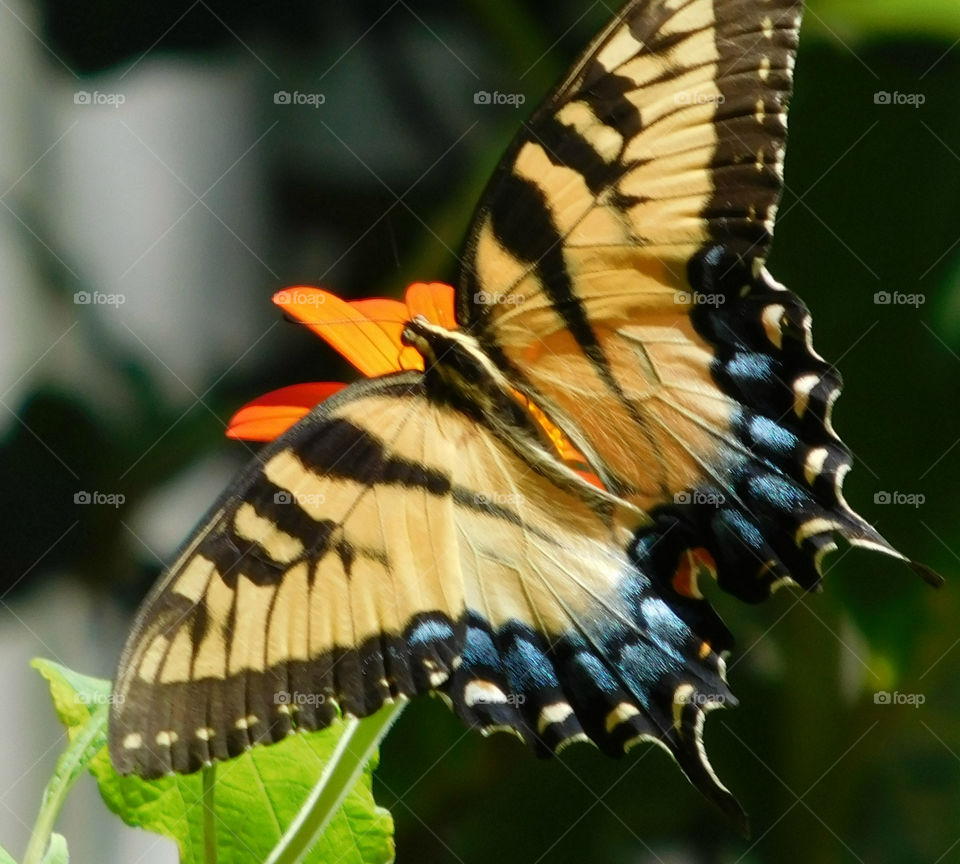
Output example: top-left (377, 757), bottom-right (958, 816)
top-left (23, 705), bottom-right (108, 864)
top-left (202, 764), bottom-right (217, 864)
top-left (266, 701), bottom-right (406, 864)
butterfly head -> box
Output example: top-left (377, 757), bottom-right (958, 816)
top-left (401, 316), bottom-right (508, 395)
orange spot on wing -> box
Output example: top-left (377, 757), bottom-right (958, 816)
top-left (672, 547), bottom-right (718, 599)
top-left (226, 382), bottom-right (347, 441)
top-left (512, 389), bottom-right (606, 490)
top-left (572, 468), bottom-right (605, 490)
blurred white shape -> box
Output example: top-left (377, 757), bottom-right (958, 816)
top-left (0, 0), bottom-right (54, 433)
top-left (47, 54), bottom-right (271, 401)
top-left (128, 450), bottom-right (243, 563)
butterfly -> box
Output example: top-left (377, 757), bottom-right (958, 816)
top-left (110, 0), bottom-right (939, 830)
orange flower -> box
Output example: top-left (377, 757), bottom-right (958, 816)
top-left (226, 282), bottom-right (455, 441)
top-left (226, 281), bottom-right (603, 489)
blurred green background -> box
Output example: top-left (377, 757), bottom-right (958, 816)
top-left (1, 1), bottom-right (958, 862)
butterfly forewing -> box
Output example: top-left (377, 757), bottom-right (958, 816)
top-left (459, 0), bottom-right (799, 500)
top-left (111, 374), bottom-right (743, 821)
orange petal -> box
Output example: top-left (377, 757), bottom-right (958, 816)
top-left (405, 282), bottom-right (457, 330)
top-left (273, 287), bottom-right (406, 376)
top-left (226, 382), bottom-right (346, 441)
top-left (397, 283), bottom-right (457, 369)
top-left (348, 298), bottom-right (423, 372)
top-left (349, 297), bottom-right (408, 325)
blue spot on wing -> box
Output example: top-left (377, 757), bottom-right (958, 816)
top-left (714, 508), bottom-right (767, 551)
top-left (408, 618), bottom-right (455, 647)
top-left (748, 472), bottom-right (813, 512)
top-left (504, 637), bottom-right (558, 692)
top-left (727, 352), bottom-right (776, 385)
top-left (746, 413), bottom-right (798, 456)
top-left (461, 623), bottom-right (501, 671)
top-left (566, 650), bottom-right (619, 695)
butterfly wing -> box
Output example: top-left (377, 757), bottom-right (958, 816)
top-left (110, 373), bottom-right (744, 822)
top-left (457, 0), bottom-right (932, 600)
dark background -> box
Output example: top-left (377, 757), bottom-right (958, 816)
top-left (1, 1), bottom-right (958, 862)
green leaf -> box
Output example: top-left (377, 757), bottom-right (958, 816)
top-left (34, 659), bottom-right (395, 864)
top-left (41, 833), bottom-right (68, 864)
top-left (32, 659), bottom-right (112, 734)
top-left (0, 843), bottom-right (19, 864)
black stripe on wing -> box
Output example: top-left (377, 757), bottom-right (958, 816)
top-left (112, 611), bottom-right (464, 777)
top-left (704, 0), bottom-right (800, 259)
top-left (484, 172), bottom-right (625, 400)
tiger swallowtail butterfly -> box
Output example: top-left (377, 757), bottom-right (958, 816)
top-left (110, 0), bottom-right (940, 830)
